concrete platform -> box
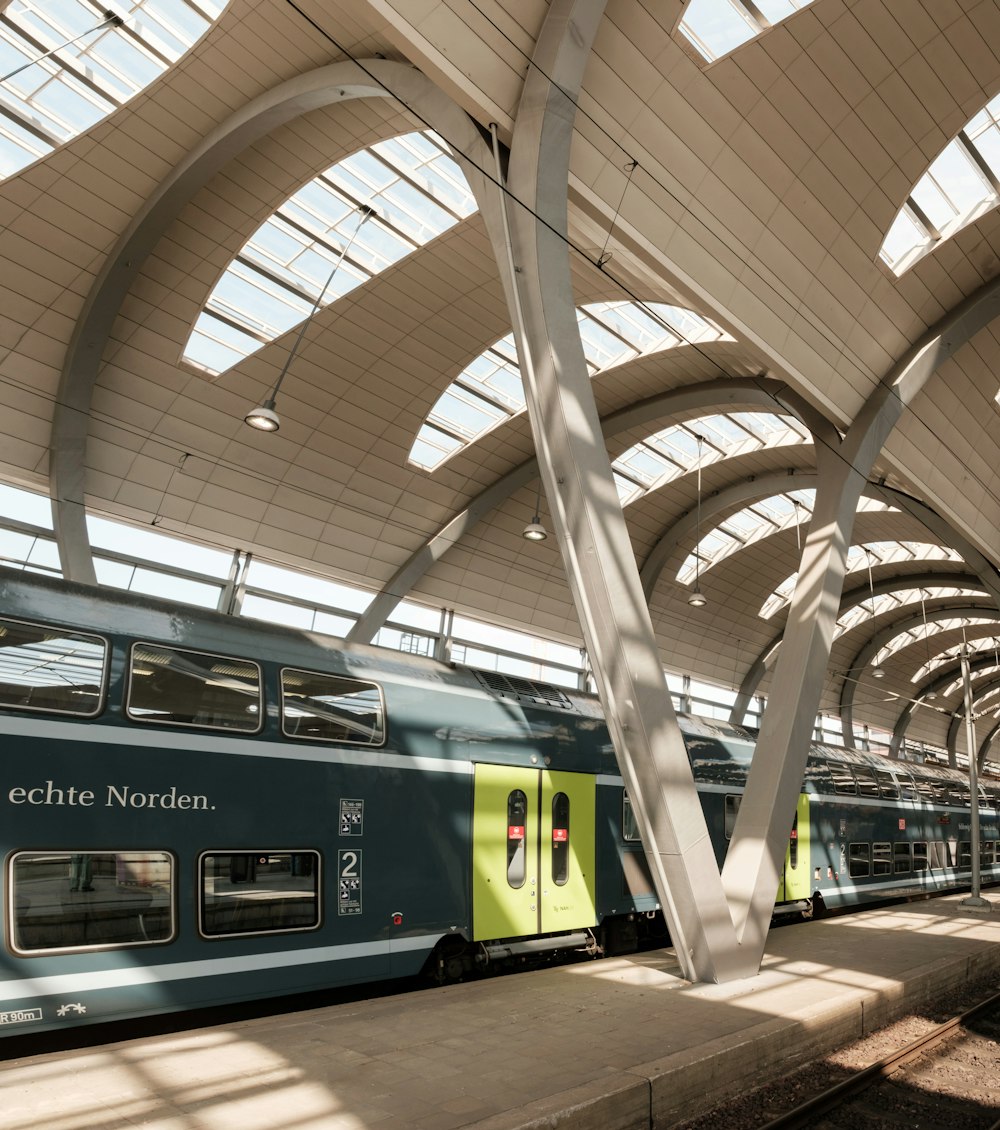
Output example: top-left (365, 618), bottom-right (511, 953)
top-left (3, 893), bottom-right (999, 1129)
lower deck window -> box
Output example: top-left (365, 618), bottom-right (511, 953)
top-left (913, 841), bottom-right (928, 871)
top-left (848, 843), bottom-right (870, 878)
top-left (872, 842), bottom-right (891, 876)
top-left (893, 842), bottom-right (911, 874)
top-left (200, 852), bottom-right (320, 936)
top-left (9, 851), bottom-right (173, 952)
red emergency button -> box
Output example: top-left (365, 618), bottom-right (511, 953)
top-left (392, 912), bottom-right (403, 926)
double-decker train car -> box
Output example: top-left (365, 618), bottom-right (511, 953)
top-left (0, 567), bottom-right (997, 1036)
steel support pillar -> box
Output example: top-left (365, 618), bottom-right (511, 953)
top-left (500, 0), bottom-right (748, 982)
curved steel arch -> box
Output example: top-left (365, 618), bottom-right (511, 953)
top-left (730, 482), bottom-right (1000, 722)
top-left (51, 59), bottom-right (505, 582)
top-left (890, 649), bottom-right (1000, 763)
top-left (840, 600), bottom-right (997, 749)
top-left (947, 671), bottom-right (1000, 764)
top-left (347, 376), bottom-right (825, 642)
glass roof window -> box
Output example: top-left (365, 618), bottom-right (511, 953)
top-left (614, 411), bottom-right (808, 506)
top-left (0, 0), bottom-right (227, 180)
top-left (880, 93), bottom-right (1000, 275)
top-left (678, 0), bottom-right (815, 64)
top-left (761, 541), bottom-right (963, 619)
top-left (183, 130), bottom-right (477, 376)
top-left (676, 493), bottom-right (895, 588)
top-left (411, 301), bottom-right (731, 472)
top-left (676, 487), bottom-right (814, 586)
top-left (835, 585), bottom-right (981, 639)
top-left (916, 631), bottom-right (1000, 687)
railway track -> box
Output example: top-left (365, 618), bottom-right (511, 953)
top-left (757, 988), bottom-right (1000, 1130)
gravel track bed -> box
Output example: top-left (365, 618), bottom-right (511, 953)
top-left (673, 974), bottom-right (1000, 1130)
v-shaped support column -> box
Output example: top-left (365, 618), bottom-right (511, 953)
top-left (500, 0), bottom-right (747, 982)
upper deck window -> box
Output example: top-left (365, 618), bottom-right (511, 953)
top-left (127, 642), bottom-right (262, 732)
top-left (0, 0), bottom-right (227, 180)
top-left (0, 617), bottom-right (106, 715)
top-left (281, 668), bottom-right (384, 745)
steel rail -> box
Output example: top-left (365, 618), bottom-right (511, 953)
top-left (759, 986), bottom-right (1000, 1129)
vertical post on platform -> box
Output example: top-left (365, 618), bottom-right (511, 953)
top-left (959, 644), bottom-right (992, 913)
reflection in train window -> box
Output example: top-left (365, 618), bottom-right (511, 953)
top-left (958, 841), bottom-right (972, 870)
top-left (872, 842), bottom-right (891, 875)
top-left (724, 794), bottom-right (741, 839)
top-left (506, 791), bottom-right (528, 888)
top-left (874, 768), bottom-right (899, 800)
top-left (829, 761), bottom-right (857, 795)
top-left (853, 765), bottom-right (880, 798)
top-left (0, 618), bottom-right (106, 716)
top-left (281, 668), bottom-right (384, 744)
top-left (893, 842), bottom-right (911, 874)
top-left (848, 843), bottom-right (870, 878)
top-left (913, 841), bottom-right (928, 871)
top-left (10, 851), bottom-right (174, 952)
top-left (622, 791), bottom-right (641, 841)
top-left (128, 643), bottom-right (262, 731)
top-left (551, 792), bottom-right (570, 886)
top-left (200, 852), bottom-right (320, 936)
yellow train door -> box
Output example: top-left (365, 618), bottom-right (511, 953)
top-left (472, 763), bottom-right (596, 941)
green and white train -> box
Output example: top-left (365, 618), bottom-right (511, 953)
top-left (0, 567), bottom-right (997, 1036)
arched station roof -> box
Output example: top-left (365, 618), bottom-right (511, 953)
top-left (1, 0), bottom-right (1000, 763)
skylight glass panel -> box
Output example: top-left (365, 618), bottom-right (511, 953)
top-left (183, 130), bottom-right (477, 376)
top-left (677, 490), bottom-right (814, 584)
top-left (614, 411), bottom-right (809, 510)
top-left (915, 629), bottom-right (1000, 684)
top-left (678, 0), bottom-right (814, 63)
top-left (410, 302), bottom-right (731, 471)
top-left (880, 93), bottom-right (1000, 274)
top-left (678, 0), bottom-right (756, 62)
top-left (762, 542), bottom-right (963, 619)
top-left (911, 143), bottom-right (988, 230)
top-left (0, 0), bottom-right (226, 181)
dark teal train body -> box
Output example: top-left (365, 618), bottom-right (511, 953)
top-left (0, 568), bottom-right (996, 1036)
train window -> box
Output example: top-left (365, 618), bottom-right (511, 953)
top-left (853, 765), bottom-right (880, 798)
top-left (910, 773), bottom-right (938, 801)
top-left (913, 842), bottom-right (928, 871)
top-left (507, 791), bottom-right (528, 888)
top-left (9, 851), bottom-right (174, 953)
top-left (724, 794), bottom-right (742, 839)
top-left (127, 644), bottom-right (262, 732)
top-left (874, 769), bottom-right (899, 800)
top-left (551, 792), bottom-right (570, 886)
top-left (829, 761), bottom-right (857, 795)
top-left (893, 842), bottom-right (911, 874)
top-left (281, 668), bottom-right (385, 745)
top-left (984, 785), bottom-right (1000, 810)
top-left (945, 779), bottom-right (970, 807)
top-left (872, 842), bottom-right (891, 875)
top-left (929, 840), bottom-right (951, 869)
top-left (0, 618), bottom-right (106, 716)
top-left (848, 843), bottom-right (870, 878)
top-left (982, 841), bottom-right (996, 867)
top-left (895, 771), bottom-right (919, 801)
top-left (622, 791), bottom-right (641, 841)
top-left (200, 852), bottom-right (320, 936)
top-left (958, 842), bottom-right (972, 870)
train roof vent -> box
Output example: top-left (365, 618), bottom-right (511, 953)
top-left (472, 670), bottom-right (573, 709)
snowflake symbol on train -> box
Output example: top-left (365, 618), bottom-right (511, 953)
top-left (56, 1003), bottom-right (87, 1016)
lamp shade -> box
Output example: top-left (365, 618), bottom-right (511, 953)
top-left (245, 401), bottom-right (280, 432)
top-left (688, 588), bottom-right (707, 608)
top-left (522, 520), bottom-right (547, 542)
